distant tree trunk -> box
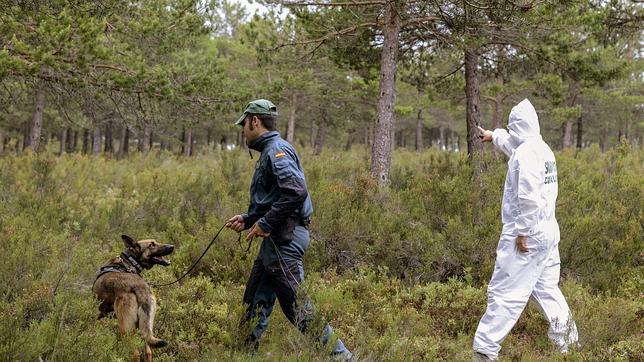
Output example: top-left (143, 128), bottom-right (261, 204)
top-left (206, 128), bottom-right (212, 148)
top-left (575, 113), bottom-right (583, 149)
top-left (92, 126), bottom-right (101, 156)
top-left (142, 124), bottom-right (152, 154)
top-left (184, 129), bottom-right (192, 156)
top-left (65, 128), bottom-right (74, 153)
top-left (314, 114), bottom-right (327, 155)
top-left (180, 127), bottom-right (186, 155)
top-left (415, 109), bottom-right (424, 152)
top-left (562, 121), bottom-right (574, 149)
top-left (43, 131), bottom-right (51, 148)
top-left (0, 129), bottom-right (5, 154)
top-left (117, 126), bottom-right (129, 159)
top-left (310, 118), bottom-right (316, 148)
top-left (190, 134), bottom-right (196, 156)
top-left (465, 46), bottom-right (484, 160)
top-left (344, 129), bottom-right (354, 151)
top-left (493, 94), bottom-right (503, 129)
top-left (370, 1), bottom-right (400, 187)
top-left (237, 129), bottom-right (244, 149)
top-left (439, 126), bottom-right (446, 150)
top-left (104, 120), bottom-right (114, 154)
top-left (286, 94), bottom-right (297, 144)
top-left (71, 130), bottom-right (78, 153)
top-left (82, 129), bottom-right (90, 154)
top-left (563, 82), bottom-right (578, 149)
top-left (30, 82), bottom-right (45, 153)
top-left (22, 121), bottom-right (31, 153)
top-left (59, 128), bottom-right (68, 155)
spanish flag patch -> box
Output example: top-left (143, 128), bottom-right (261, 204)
top-left (275, 152), bottom-right (286, 158)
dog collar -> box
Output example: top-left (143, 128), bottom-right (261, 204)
top-left (120, 252), bottom-right (144, 275)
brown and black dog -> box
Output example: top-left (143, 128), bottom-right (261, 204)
top-left (93, 235), bottom-right (174, 362)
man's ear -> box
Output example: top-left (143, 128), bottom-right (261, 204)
top-left (122, 235), bottom-right (139, 250)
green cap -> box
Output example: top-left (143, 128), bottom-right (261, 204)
top-left (235, 99), bottom-right (278, 125)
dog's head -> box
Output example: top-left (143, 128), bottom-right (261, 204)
top-left (122, 235), bottom-right (174, 270)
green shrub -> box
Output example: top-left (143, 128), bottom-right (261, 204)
top-left (0, 147), bottom-right (640, 360)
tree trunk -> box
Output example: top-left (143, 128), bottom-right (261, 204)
top-left (142, 124), bottom-right (152, 154)
top-left (30, 82), bottom-right (45, 153)
top-left (59, 128), bottom-right (68, 155)
top-left (82, 128), bottom-right (90, 154)
top-left (286, 94), bottom-right (297, 144)
top-left (415, 109), bottom-right (424, 152)
top-left (576, 114), bottom-right (583, 149)
top-left (104, 120), bottom-right (114, 154)
top-left (184, 129), bottom-right (192, 156)
top-left (439, 126), bottom-right (446, 150)
top-left (370, 2), bottom-right (400, 187)
top-left (180, 127), bottom-right (186, 155)
top-left (71, 130), bottom-right (78, 153)
top-left (562, 121), bottom-right (574, 149)
top-left (206, 128), bottom-right (212, 148)
top-left (465, 46), bottom-right (484, 159)
top-left (66, 128), bottom-right (75, 153)
top-left (310, 117), bottom-right (316, 148)
top-left (314, 113), bottom-right (327, 155)
top-left (344, 129), bottom-right (354, 151)
top-left (0, 129), bottom-right (4, 155)
top-left (117, 126), bottom-right (129, 159)
top-left (22, 121), bottom-right (31, 153)
top-left (92, 126), bottom-right (101, 156)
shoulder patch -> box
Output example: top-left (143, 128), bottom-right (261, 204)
top-left (275, 152), bottom-right (286, 158)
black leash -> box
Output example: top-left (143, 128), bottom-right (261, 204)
top-left (151, 222), bottom-right (241, 287)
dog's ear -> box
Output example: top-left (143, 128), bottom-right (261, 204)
top-left (122, 235), bottom-right (140, 250)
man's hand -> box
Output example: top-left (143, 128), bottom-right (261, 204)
top-left (478, 126), bottom-right (493, 143)
top-left (247, 222), bottom-right (269, 241)
top-left (226, 215), bottom-right (245, 232)
top-left (516, 235), bottom-right (529, 253)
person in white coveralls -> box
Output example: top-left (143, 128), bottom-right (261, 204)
top-left (473, 99), bottom-right (579, 361)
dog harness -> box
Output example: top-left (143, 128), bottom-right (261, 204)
top-left (94, 251), bottom-right (145, 285)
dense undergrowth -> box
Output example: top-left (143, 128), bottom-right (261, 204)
top-left (0, 145), bottom-right (641, 361)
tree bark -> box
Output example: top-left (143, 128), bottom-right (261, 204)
top-left (22, 121), bottom-right (31, 153)
top-left (30, 82), bottom-right (46, 152)
top-left (82, 128), bottom-right (90, 154)
top-left (180, 127), bottom-right (186, 155)
top-left (117, 126), bottom-right (129, 159)
top-left (415, 109), bottom-right (424, 152)
top-left (562, 121), bottom-right (574, 149)
top-left (60, 128), bottom-right (68, 155)
top-left (71, 130), bottom-right (78, 153)
top-left (314, 113), bottom-right (327, 155)
top-left (465, 46), bottom-right (484, 159)
top-left (142, 124), bottom-right (152, 154)
top-left (104, 120), bottom-right (114, 154)
top-left (184, 128), bottom-right (193, 156)
top-left (92, 126), bottom-right (101, 156)
top-left (286, 94), bottom-right (297, 144)
top-left (370, 1), bottom-right (400, 187)
top-left (439, 126), bottom-right (446, 150)
top-left (65, 128), bottom-right (74, 153)
top-left (576, 114), bottom-right (582, 149)
top-left (0, 129), bottom-right (5, 155)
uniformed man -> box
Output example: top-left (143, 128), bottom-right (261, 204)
top-left (226, 99), bottom-right (352, 360)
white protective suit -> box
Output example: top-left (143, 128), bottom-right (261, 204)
top-left (473, 99), bottom-right (578, 359)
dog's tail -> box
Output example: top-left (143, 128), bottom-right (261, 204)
top-left (135, 292), bottom-right (168, 348)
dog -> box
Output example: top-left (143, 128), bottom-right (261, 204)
top-left (93, 235), bottom-right (174, 362)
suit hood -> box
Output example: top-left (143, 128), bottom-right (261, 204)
top-left (508, 99), bottom-right (541, 144)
